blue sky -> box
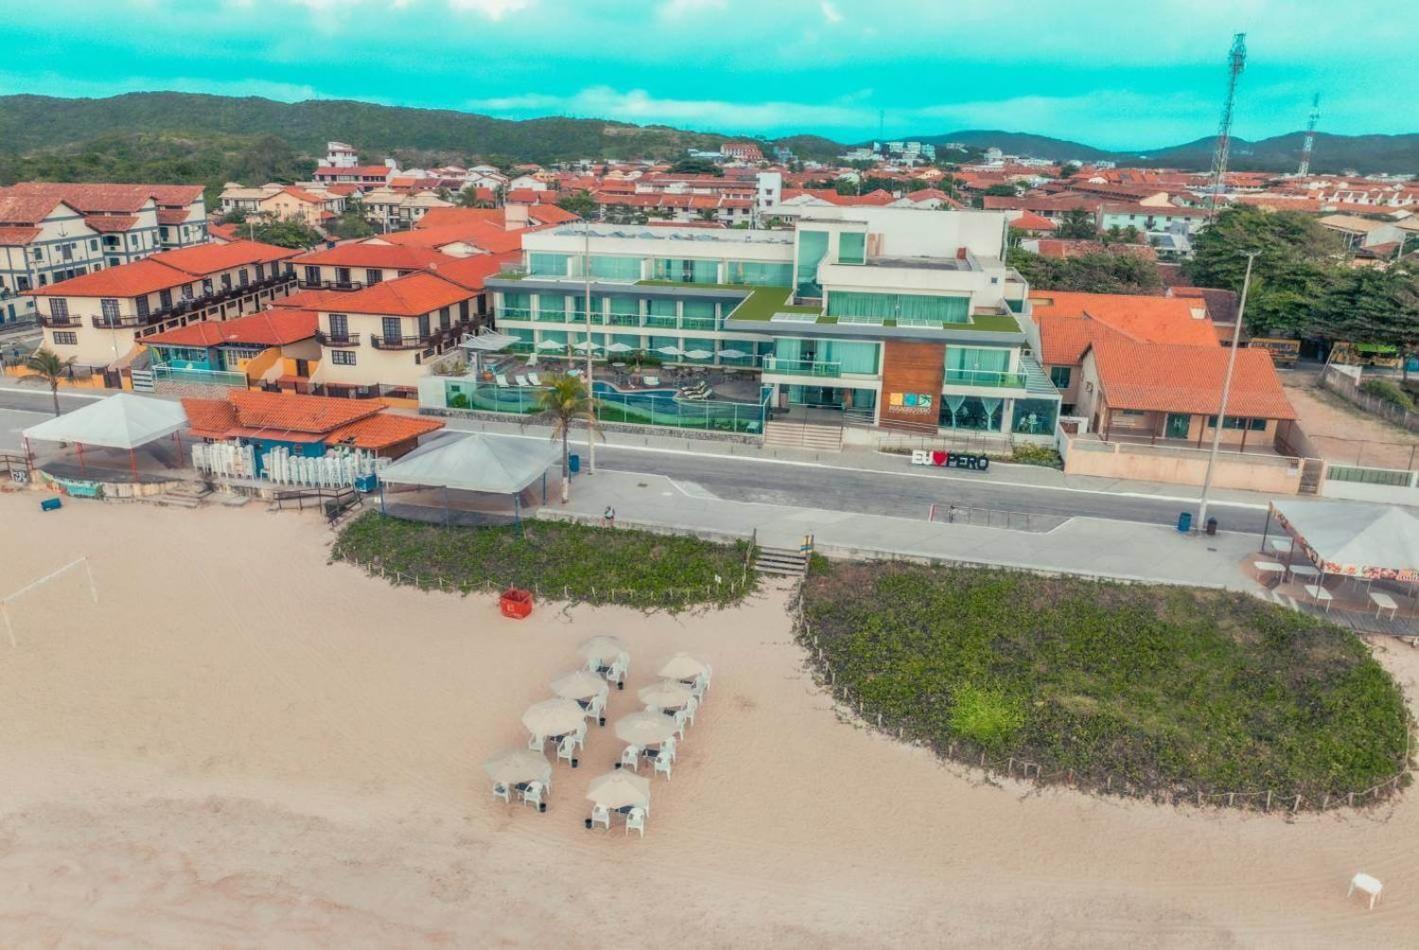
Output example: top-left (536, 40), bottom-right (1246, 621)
top-left (3, 0), bottom-right (1415, 149)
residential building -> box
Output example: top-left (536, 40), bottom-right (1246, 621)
top-left (143, 305), bottom-right (321, 391)
top-left (289, 243), bottom-right (448, 290)
top-left (257, 186), bottom-right (345, 228)
top-left (218, 183), bottom-right (282, 215)
top-left (720, 142), bottom-right (764, 163)
top-left (0, 182), bottom-right (208, 260)
top-left (484, 207), bottom-right (1056, 439)
top-left (1097, 203), bottom-right (1209, 241)
top-left (0, 194), bottom-right (104, 324)
top-left (324, 141), bottom-right (360, 169)
top-left (1317, 214), bottom-right (1408, 252)
top-left (313, 163), bottom-right (394, 187)
top-left (31, 241), bottom-right (299, 370)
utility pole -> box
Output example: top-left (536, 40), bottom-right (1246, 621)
top-left (1206, 33), bottom-right (1247, 221)
top-left (1297, 93), bottom-right (1321, 177)
top-left (582, 220), bottom-right (596, 474)
top-left (1197, 251), bottom-right (1257, 532)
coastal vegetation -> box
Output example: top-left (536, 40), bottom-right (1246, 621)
top-left (332, 511), bottom-right (756, 609)
top-left (799, 562), bottom-right (1411, 809)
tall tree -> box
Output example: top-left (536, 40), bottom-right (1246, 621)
top-left (535, 374), bottom-right (601, 504)
top-left (23, 347), bottom-right (76, 416)
top-left (1055, 208), bottom-right (1098, 239)
top-left (556, 189), bottom-right (598, 219)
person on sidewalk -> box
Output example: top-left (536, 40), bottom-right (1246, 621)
top-left (602, 505), bottom-right (616, 529)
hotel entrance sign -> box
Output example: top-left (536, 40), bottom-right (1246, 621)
top-left (910, 449), bottom-right (990, 472)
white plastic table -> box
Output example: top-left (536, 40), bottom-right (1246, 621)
top-left (1370, 591), bottom-right (1399, 620)
top-left (1305, 585), bottom-right (1333, 611)
top-left (1265, 538), bottom-right (1293, 555)
top-left (1254, 561), bottom-right (1286, 587)
top-left (1290, 565), bottom-right (1320, 582)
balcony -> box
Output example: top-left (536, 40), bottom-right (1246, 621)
top-left (762, 357), bottom-right (842, 378)
top-left (943, 368), bottom-right (1028, 389)
top-left (90, 315), bottom-right (144, 329)
top-left (329, 279), bottom-right (364, 291)
top-left (315, 331), bottom-right (361, 347)
top-left (38, 313), bottom-right (79, 328)
top-left (371, 334), bottom-right (434, 351)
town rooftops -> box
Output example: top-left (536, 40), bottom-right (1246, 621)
top-left (1085, 338), bottom-right (1296, 419)
top-left (314, 164), bottom-right (391, 178)
top-left (1030, 290), bottom-right (1217, 362)
top-left (1007, 211), bottom-right (1056, 231)
top-left (29, 240), bottom-right (297, 298)
top-left (0, 182), bottom-right (204, 213)
top-left (324, 271), bottom-right (473, 316)
top-left (181, 390), bottom-right (444, 448)
top-left (291, 243), bottom-right (447, 271)
top-left (0, 193), bottom-right (77, 226)
top-left (144, 308), bottom-right (318, 348)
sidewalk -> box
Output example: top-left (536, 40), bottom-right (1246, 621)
top-left (535, 470), bottom-right (1259, 590)
top-left (427, 410), bottom-right (1277, 509)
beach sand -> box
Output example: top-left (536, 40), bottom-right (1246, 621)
top-left (1, 494), bottom-right (1418, 948)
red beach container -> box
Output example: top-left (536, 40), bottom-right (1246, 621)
top-left (500, 587), bottom-right (534, 619)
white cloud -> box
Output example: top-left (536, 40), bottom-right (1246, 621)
top-left (819, 1), bottom-right (841, 24)
top-left (657, 0), bottom-right (727, 18)
top-left (446, 0), bottom-right (530, 18)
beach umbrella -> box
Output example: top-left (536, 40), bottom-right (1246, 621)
top-left (605, 342), bottom-right (634, 353)
top-left (655, 345), bottom-right (684, 357)
top-left (586, 770), bottom-right (651, 811)
top-left (637, 680), bottom-right (694, 709)
top-left (526, 353), bottom-right (539, 367)
top-left (658, 652), bottom-right (711, 681)
top-left (522, 697), bottom-right (588, 737)
top-left (683, 349), bottom-right (714, 360)
top-left (552, 670), bottom-right (610, 701)
top-left (615, 711), bottom-right (677, 747)
top-left (573, 340), bottom-right (602, 351)
top-left (578, 635), bottom-right (626, 665)
top-left (483, 749), bottom-right (552, 786)
top-left (536, 339), bottom-right (568, 350)
top-left (717, 348), bottom-right (749, 359)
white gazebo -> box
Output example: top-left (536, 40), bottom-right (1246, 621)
top-left (22, 392), bottom-right (188, 480)
top-left (376, 432), bottom-right (560, 526)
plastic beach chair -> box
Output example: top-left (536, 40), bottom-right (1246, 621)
top-left (626, 806), bottom-right (646, 837)
top-left (495, 373), bottom-right (510, 388)
top-left (653, 750), bottom-right (673, 781)
top-left (492, 782), bottom-right (511, 804)
top-left (620, 745), bottom-right (641, 772)
top-left (591, 805), bottom-right (611, 831)
top-left (515, 374), bottom-right (531, 387)
top-left (557, 736), bottom-right (578, 768)
top-left (521, 781), bottom-right (544, 810)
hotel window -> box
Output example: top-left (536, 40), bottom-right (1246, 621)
top-left (828, 291), bottom-right (969, 326)
top-left (255, 263), bottom-right (265, 280)
top-left (1207, 416), bottom-right (1267, 431)
top-left (52, 331), bottom-right (78, 345)
top-left (221, 274), bottom-right (233, 289)
top-left (650, 258), bottom-right (718, 284)
top-left (136, 297), bottom-right (150, 319)
top-left (50, 299), bottom-right (69, 321)
top-left (529, 252), bottom-right (571, 277)
top-left (159, 289), bottom-right (172, 309)
top-left (182, 283), bottom-right (194, 300)
top-left (438, 307), bottom-right (450, 330)
top-left (331, 350), bottom-right (357, 365)
top-left (382, 316), bottom-right (402, 342)
top-left (365, 269), bottom-right (382, 285)
top-left (100, 298), bottom-right (120, 324)
top-left (238, 269), bottom-right (250, 286)
top-left (418, 314), bottom-right (431, 339)
top-left (89, 239), bottom-right (99, 251)
top-left (202, 278), bottom-right (214, 295)
top-left (838, 232), bottom-right (867, 265)
top-left (1049, 366), bottom-right (1072, 388)
top-left (304, 265), bottom-right (321, 285)
top-left (582, 255), bottom-right (642, 281)
top-left (328, 314), bottom-right (348, 338)
top-left (795, 230), bottom-right (828, 297)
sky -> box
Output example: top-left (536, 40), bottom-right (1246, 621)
top-left (2, 0), bottom-right (1416, 150)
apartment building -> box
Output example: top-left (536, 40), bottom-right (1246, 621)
top-left (0, 194), bottom-right (105, 324)
top-left (31, 241), bottom-right (299, 370)
top-left (0, 182), bottom-right (208, 261)
top-left (289, 243), bottom-right (448, 290)
top-left (486, 207), bottom-right (1057, 438)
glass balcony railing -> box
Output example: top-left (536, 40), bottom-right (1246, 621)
top-left (943, 368), bottom-right (1028, 388)
top-left (762, 357), bottom-right (842, 378)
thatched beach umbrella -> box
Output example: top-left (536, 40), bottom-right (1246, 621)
top-left (658, 653), bottom-right (711, 681)
top-left (578, 635), bottom-right (626, 665)
top-left (637, 680), bottom-right (694, 710)
top-left (483, 749), bottom-right (552, 787)
top-left (552, 670), bottom-right (610, 702)
top-left (615, 711), bottom-right (677, 747)
top-left (522, 698), bottom-right (587, 738)
top-left (586, 770), bottom-right (651, 811)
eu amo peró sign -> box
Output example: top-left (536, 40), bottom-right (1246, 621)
top-left (911, 449), bottom-right (990, 472)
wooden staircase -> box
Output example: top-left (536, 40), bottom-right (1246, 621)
top-left (762, 420), bottom-right (843, 451)
top-left (756, 545), bottom-right (809, 576)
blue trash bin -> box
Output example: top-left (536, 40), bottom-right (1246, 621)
top-left (354, 473), bottom-right (378, 493)
top-left (569, 453), bottom-right (581, 475)
top-left (1177, 511), bottom-right (1192, 533)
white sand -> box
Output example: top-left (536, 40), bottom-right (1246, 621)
top-left (1, 495), bottom-right (1418, 948)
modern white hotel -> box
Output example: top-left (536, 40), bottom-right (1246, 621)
top-left (459, 206), bottom-right (1059, 440)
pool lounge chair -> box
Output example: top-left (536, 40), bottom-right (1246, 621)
top-left (495, 373), bottom-right (511, 388)
top-left (515, 374), bottom-right (531, 387)
top-left (528, 373), bottom-right (542, 386)
top-left (643, 375), bottom-right (660, 387)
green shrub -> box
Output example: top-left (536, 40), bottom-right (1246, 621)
top-left (949, 684), bottom-right (1026, 749)
top-left (1008, 444), bottom-right (1064, 468)
top-left (448, 392), bottom-right (470, 409)
top-left (1361, 378), bottom-right (1416, 412)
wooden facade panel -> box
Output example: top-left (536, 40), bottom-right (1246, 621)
top-left (880, 339), bottom-right (945, 427)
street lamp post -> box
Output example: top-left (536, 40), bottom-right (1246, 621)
top-left (1197, 251), bottom-right (1257, 532)
top-left (583, 220), bottom-right (596, 474)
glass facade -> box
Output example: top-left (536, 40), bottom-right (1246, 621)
top-left (838, 231), bottom-right (867, 265)
top-left (1011, 398), bottom-right (1059, 435)
top-left (939, 394), bottom-right (1006, 431)
top-left (725, 261), bottom-right (792, 286)
top-left (502, 292), bottom-right (532, 319)
top-left (581, 255), bottom-right (643, 281)
top-left (651, 258), bottom-right (719, 283)
top-left (528, 252), bottom-right (570, 276)
top-left (827, 291), bottom-right (970, 325)
top-left (795, 231), bottom-right (829, 297)
top-left (1049, 365), bottom-right (1072, 388)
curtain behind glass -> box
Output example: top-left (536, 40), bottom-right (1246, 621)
top-left (795, 231), bottom-right (828, 296)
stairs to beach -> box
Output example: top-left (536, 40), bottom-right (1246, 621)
top-left (148, 482), bottom-right (212, 508)
top-left (762, 421), bottom-right (843, 452)
top-left (756, 545), bottom-right (809, 577)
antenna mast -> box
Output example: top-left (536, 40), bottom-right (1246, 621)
top-left (1297, 93), bottom-right (1320, 176)
top-left (1206, 32), bottom-right (1247, 220)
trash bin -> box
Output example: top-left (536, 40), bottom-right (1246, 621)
top-left (353, 473), bottom-right (378, 493)
top-left (1205, 517), bottom-right (1218, 536)
top-left (569, 453), bottom-right (581, 475)
top-left (499, 587), bottom-right (534, 619)
top-left (1176, 511), bottom-right (1192, 533)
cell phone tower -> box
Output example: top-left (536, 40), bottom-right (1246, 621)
top-left (1206, 32), bottom-right (1247, 220)
top-left (1297, 93), bottom-right (1321, 176)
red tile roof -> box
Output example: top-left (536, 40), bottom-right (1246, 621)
top-left (324, 272), bottom-right (472, 316)
top-left (273, 288), bottom-right (360, 310)
top-left (414, 207), bottom-right (504, 229)
top-left (31, 240), bottom-right (297, 298)
top-left (315, 165), bottom-right (390, 178)
top-left (85, 214), bottom-right (139, 233)
top-left (0, 194), bottom-right (71, 225)
top-left (1029, 239), bottom-right (1157, 261)
top-left (144, 308), bottom-right (317, 347)
top-left (207, 221), bottom-right (240, 242)
top-left (1, 182), bottom-right (202, 213)
top-left (1035, 314), bottom-right (1121, 366)
top-left (156, 209), bottom-right (191, 225)
top-left (291, 243), bottom-right (446, 270)
top-left (152, 240), bottom-right (298, 275)
top-left (1008, 211), bottom-right (1056, 231)
top-left (325, 413), bottom-right (445, 449)
top-left (181, 391), bottom-right (442, 449)
top-left (0, 226), bottom-right (41, 245)
top-left (428, 252), bottom-right (518, 291)
top-left (1030, 291), bottom-right (1217, 349)
top-left (1086, 339), bottom-right (1296, 419)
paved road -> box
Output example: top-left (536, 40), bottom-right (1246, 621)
top-left (585, 446), bottom-right (1270, 533)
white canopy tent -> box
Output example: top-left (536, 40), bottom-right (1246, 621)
top-left (376, 433), bottom-right (560, 526)
top-left (22, 393), bottom-right (188, 480)
top-left (1265, 500), bottom-right (1419, 582)
top-left (458, 327), bottom-right (520, 379)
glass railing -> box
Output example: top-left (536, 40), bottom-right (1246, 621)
top-left (499, 308), bottom-right (533, 321)
top-left (681, 316), bottom-right (718, 331)
top-left (943, 368), bottom-right (1028, 388)
top-left (643, 314), bottom-right (678, 329)
top-left (762, 357), bottom-right (842, 378)
top-left (442, 381), bottom-right (769, 434)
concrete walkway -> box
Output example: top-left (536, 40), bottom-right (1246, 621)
top-left (536, 470), bottom-right (1260, 590)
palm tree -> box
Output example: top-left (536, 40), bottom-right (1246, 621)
top-left (24, 347), bottom-right (76, 416)
top-left (535, 373), bottom-right (601, 504)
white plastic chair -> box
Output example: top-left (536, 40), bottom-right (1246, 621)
top-left (1349, 872), bottom-right (1383, 909)
top-left (653, 750), bottom-right (673, 780)
top-left (590, 804), bottom-right (611, 831)
top-left (620, 745), bottom-right (641, 771)
top-left (515, 374), bottom-right (531, 387)
top-left (557, 735), bottom-right (578, 768)
top-left (527, 733), bottom-right (544, 752)
top-left (495, 373), bottom-right (510, 388)
top-left (605, 659), bottom-right (627, 690)
top-left (662, 735), bottom-right (678, 763)
top-left (521, 781), bottom-right (544, 810)
top-left (691, 678), bottom-right (708, 704)
top-left (491, 782), bottom-right (510, 804)
top-left (586, 693), bottom-right (606, 726)
top-left (625, 806), bottom-right (646, 837)
top-left (673, 708), bottom-right (691, 740)
top-left (528, 373), bottom-right (542, 386)
top-left (572, 721), bottom-right (588, 753)
top-left (616, 651), bottom-right (631, 675)
top-left (684, 695), bottom-right (698, 725)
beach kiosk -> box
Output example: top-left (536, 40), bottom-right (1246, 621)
top-left (375, 432), bottom-right (560, 528)
top-left (22, 392), bottom-right (188, 483)
top-left (1263, 499), bottom-right (1419, 615)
